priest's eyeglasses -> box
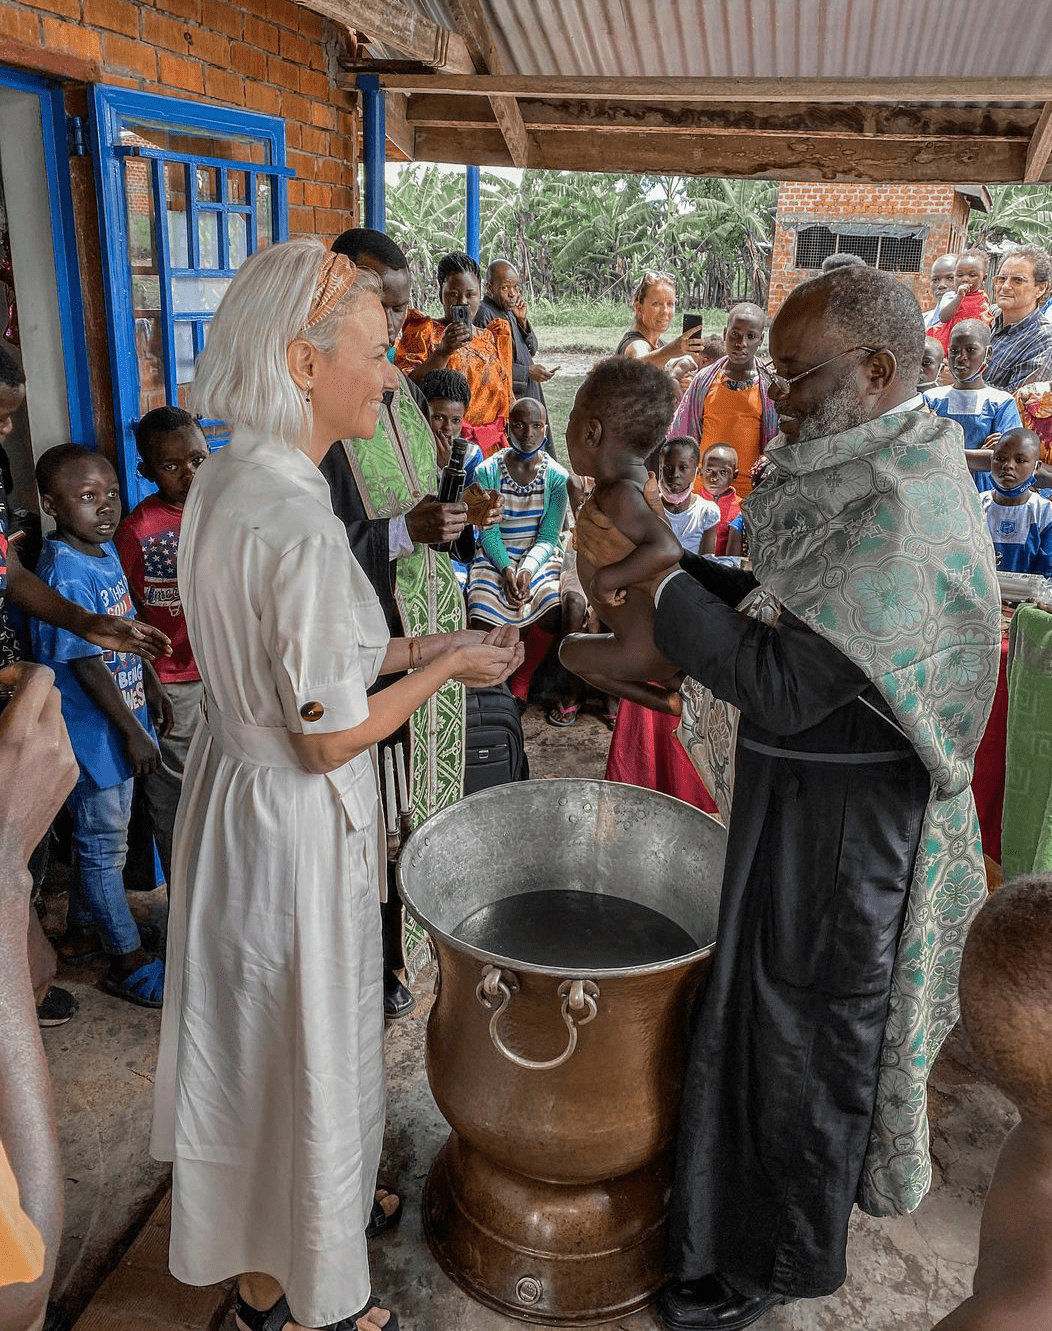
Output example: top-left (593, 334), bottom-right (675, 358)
top-left (759, 347), bottom-right (879, 400)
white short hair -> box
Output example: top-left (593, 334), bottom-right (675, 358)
top-left (191, 237), bottom-right (381, 449)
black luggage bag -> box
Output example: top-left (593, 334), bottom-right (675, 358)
top-left (463, 684), bottom-right (529, 795)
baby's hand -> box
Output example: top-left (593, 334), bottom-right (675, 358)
top-left (591, 566), bottom-right (626, 608)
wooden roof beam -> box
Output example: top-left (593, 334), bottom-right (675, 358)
top-left (444, 0), bottom-right (528, 168)
top-left (1024, 101), bottom-right (1052, 182)
top-left (294, 0), bottom-right (472, 73)
top-left (411, 126), bottom-right (1033, 183)
top-left (385, 90), bottom-right (415, 160)
top-left (339, 72), bottom-right (1052, 104)
top-left (404, 94), bottom-right (1038, 143)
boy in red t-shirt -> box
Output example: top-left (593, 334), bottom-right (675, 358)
top-left (695, 443), bottom-right (742, 556)
top-left (115, 407), bottom-right (208, 884)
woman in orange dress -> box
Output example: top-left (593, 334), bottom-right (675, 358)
top-left (395, 252), bottom-right (513, 457)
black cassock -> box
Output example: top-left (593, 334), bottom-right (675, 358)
top-left (654, 554), bottom-right (930, 1300)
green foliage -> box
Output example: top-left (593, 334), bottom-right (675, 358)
top-left (382, 167), bottom-right (777, 313)
top-left (969, 186), bottom-right (1052, 250)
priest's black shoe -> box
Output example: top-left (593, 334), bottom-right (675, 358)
top-left (383, 974), bottom-right (415, 1019)
top-left (657, 1276), bottom-right (786, 1330)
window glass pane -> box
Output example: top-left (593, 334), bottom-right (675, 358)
top-left (197, 211), bottom-right (220, 269)
top-left (227, 213), bottom-right (248, 268)
top-left (195, 166), bottom-right (218, 202)
top-left (122, 157), bottom-right (166, 413)
top-left (256, 176), bottom-right (273, 248)
top-left (118, 118), bottom-right (270, 166)
top-left (227, 171), bottom-right (247, 204)
top-left (165, 161), bottom-right (189, 268)
top-left (171, 275), bottom-right (231, 313)
top-left (174, 321), bottom-right (194, 384)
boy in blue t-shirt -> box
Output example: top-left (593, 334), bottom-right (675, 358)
top-left (31, 445), bottom-right (168, 1009)
top-left (979, 430), bottom-right (1052, 577)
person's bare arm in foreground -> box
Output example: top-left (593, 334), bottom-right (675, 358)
top-left (0, 664), bottom-right (79, 1331)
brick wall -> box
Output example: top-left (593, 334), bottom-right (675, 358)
top-left (0, 0), bottom-right (361, 454)
top-left (0, 0), bottom-right (360, 240)
top-left (768, 182), bottom-right (973, 317)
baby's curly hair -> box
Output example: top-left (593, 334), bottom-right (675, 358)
top-left (578, 357), bottom-right (678, 458)
top-left (960, 874), bottom-right (1052, 1123)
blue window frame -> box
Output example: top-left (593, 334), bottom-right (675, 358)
top-left (0, 65), bottom-right (93, 446)
top-left (90, 87), bottom-right (291, 505)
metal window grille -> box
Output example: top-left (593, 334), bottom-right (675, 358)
top-left (794, 225), bottom-right (924, 273)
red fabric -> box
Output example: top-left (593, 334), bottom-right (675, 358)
top-left (462, 418), bottom-right (507, 458)
top-left (114, 494), bottom-right (199, 684)
top-left (509, 624), bottom-right (555, 699)
top-left (932, 289), bottom-right (994, 353)
top-left (971, 635), bottom-right (1010, 862)
top-left (696, 485), bottom-right (742, 556)
top-left (605, 699), bottom-right (719, 816)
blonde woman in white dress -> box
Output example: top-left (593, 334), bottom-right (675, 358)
top-left (150, 240), bottom-right (522, 1331)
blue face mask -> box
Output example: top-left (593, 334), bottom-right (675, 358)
top-left (508, 434), bottom-right (547, 459)
top-left (386, 347), bottom-right (396, 363)
top-left (989, 473), bottom-right (1036, 498)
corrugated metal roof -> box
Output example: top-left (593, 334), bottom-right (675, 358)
top-left (400, 0), bottom-right (1052, 80)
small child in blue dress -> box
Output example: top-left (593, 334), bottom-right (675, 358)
top-left (923, 320), bottom-right (1022, 491)
top-left (980, 429), bottom-right (1052, 577)
top-left (32, 445), bottom-right (169, 1008)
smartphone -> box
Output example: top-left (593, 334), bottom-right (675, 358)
top-left (451, 304), bottom-right (471, 325)
top-left (682, 312), bottom-right (705, 335)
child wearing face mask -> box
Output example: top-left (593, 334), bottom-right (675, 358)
top-left (979, 429), bottom-right (1052, 577)
top-left (466, 398), bottom-right (569, 707)
top-left (657, 437), bottom-right (720, 556)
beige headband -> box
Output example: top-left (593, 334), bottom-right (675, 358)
top-left (303, 252), bottom-right (357, 330)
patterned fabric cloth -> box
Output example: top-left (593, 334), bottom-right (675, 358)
top-left (1013, 380), bottom-right (1052, 470)
top-left (116, 494), bottom-right (200, 684)
top-left (745, 408), bottom-right (1000, 1217)
top-left (395, 310), bottom-right (513, 430)
top-left (1002, 603), bottom-right (1052, 876)
top-left (338, 375), bottom-right (466, 977)
top-left (986, 308), bottom-right (1052, 392)
top-left (467, 450), bottom-right (568, 626)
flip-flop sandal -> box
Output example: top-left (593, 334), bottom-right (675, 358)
top-left (365, 1189), bottom-right (403, 1239)
top-left (546, 702), bottom-right (579, 728)
top-left (602, 710), bottom-right (619, 731)
top-left (103, 957), bottom-right (165, 1009)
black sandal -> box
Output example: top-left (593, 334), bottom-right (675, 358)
top-left (365, 1189), bottom-right (403, 1239)
top-left (234, 1290), bottom-right (400, 1331)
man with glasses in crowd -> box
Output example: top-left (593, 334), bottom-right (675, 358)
top-left (576, 265), bottom-right (1000, 1329)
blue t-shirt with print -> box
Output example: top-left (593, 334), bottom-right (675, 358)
top-left (31, 535), bottom-right (153, 789)
top-left (980, 491), bottom-right (1052, 577)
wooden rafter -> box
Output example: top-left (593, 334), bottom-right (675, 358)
top-left (409, 125), bottom-right (1032, 183)
top-left (1024, 101), bottom-right (1052, 183)
top-left (444, 0), bottom-right (528, 168)
top-left (384, 90), bottom-right (415, 159)
top-left (337, 72), bottom-right (1052, 104)
top-left (403, 95), bottom-right (1040, 144)
top-left (293, 0), bottom-right (473, 73)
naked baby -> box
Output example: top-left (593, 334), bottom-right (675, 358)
top-left (559, 357), bottom-right (685, 713)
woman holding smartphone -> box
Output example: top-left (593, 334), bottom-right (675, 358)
top-left (616, 270), bottom-right (706, 371)
top-left (396, 251), bottom-right (513, 456)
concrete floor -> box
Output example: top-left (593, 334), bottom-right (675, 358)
top-left (43, 710), bottom-right (1015, 1330)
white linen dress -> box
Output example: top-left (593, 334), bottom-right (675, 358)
top-left (151, 427), bottom-right (390, 1325)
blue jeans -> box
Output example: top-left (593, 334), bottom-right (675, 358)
top-left (67, 776), bottom-right (141, 956)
